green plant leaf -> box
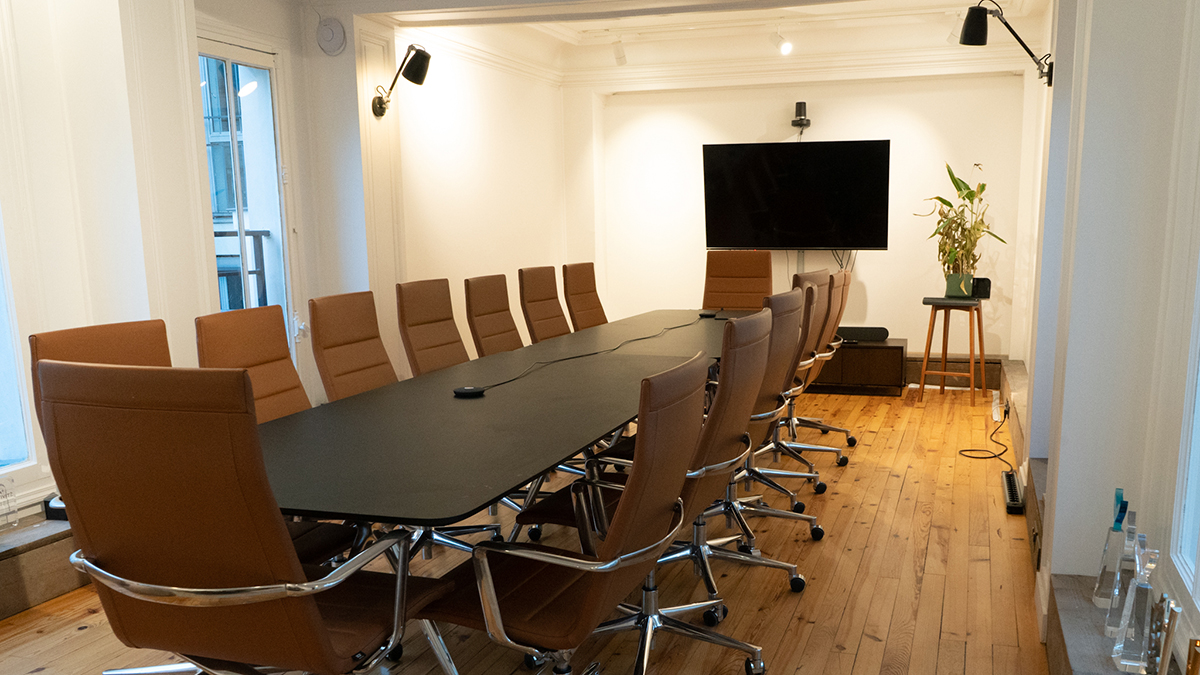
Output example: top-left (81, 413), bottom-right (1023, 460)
top-left (977, 182), bottom-right (987, 195)
top-left (947, 164), bottom-right (969, 194)
top-left (963, 189), bottom-right (976, 202)
top-left (984, 230), bottom-right (1007, 244)
top-left (933, 196), bottom-right (954, 208)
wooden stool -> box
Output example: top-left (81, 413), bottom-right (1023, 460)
top-left (918, 296), bottom-right (986, 405)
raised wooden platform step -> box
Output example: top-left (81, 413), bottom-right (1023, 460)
top-left (0, 514), bottom-right (87, 620)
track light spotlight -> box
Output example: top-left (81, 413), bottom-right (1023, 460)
top-left (613, 40), bottom-right (627, 66)
top-left (772, 31), bottom-right (793, 55)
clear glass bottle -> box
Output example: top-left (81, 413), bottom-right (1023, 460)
top-left (1112, 536), bottom-right (1157, 674)
top-left (1094, 489), bottom-right (1129, 607)
top-left (1104, 510), bottom-right (1138, 636)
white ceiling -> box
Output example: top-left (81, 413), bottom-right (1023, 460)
top-left (372, 0), bottom-right (1046, 44)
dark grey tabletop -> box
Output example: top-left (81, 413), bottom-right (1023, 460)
top-left (259, 309), bottom-right (736, 526)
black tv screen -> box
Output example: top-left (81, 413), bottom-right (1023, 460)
top-left (703, 140), bottom-right (890, 250)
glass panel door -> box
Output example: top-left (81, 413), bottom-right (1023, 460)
top-left (199, 54), bottom-right (288, 314)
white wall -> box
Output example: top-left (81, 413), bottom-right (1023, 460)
top-left (599, 75), bottom-right (1025, 357)
top-left (392, 27), bottom-right (568, 352)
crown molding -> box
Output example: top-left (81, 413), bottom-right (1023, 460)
top-left (397, 27), bottom-right (564, 86)
top-left (561, 44), bottom-right (1036, 92)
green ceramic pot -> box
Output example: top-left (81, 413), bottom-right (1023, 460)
top-left (945, 273), bottom-right (973, 298)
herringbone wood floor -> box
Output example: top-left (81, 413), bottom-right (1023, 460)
top-left (0, 389), bottom-right (1048, 675)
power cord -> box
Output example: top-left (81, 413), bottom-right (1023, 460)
top-left (957, 401), bottom-right (1012, 470)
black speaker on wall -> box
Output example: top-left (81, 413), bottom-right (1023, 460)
top-left (837, 326), bottom-right (889, 342)
top-left (972, 277), bottom-right (991, 299)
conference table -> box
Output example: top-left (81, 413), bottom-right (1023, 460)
top-left (258, 309), bottom-right (745, 527)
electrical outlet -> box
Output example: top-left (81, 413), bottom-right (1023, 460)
top-left (1004, 398), bottom-right (1011, 419)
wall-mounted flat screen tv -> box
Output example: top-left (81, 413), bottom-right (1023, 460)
top-left (703, 139), bottom-right (890, 250)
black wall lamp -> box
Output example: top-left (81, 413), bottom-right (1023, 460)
top-left (960, 0), bottom-right (1052, 86)
top-left (372, 44), bottom-right (431, 117)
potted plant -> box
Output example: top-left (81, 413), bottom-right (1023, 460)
top-left (920, 163), bottom-right (1006, 297)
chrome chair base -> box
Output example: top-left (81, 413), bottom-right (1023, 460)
top-left (592, 569), bottom-right (765, 675)
top-left (660, 515), bottom-right (807, 597)
top-left (421, 619), bottom-right (599, 675)
top-left (102, 656), bottom-right (290, 675)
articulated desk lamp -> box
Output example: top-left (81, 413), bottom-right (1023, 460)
top-left (959, 0), bottom-right (1053, 86)
top-left (372, 44), bottom-right (431, 118)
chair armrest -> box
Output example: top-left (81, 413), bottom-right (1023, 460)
top-left (687, 434), bottom-right (753, 479)
top-left (750, 398), bottom-right (787, 421)
top-left (71, 528), bottom-right (411, 608)
top-left (829, 335), bottom-right (844, 350)
top-left (471, 501), bottom-right (685, 657)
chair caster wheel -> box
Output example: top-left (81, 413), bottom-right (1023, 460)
top-left (745, 657), bottom-right (767, 675)
top-left (524, 654), bottom-right (546, 669)
top-left (836, 456), bottom-right (849, 467)
top-left (789, 576), bottom-right (806, 593)
top-left (527, 525), bottom-right (542, 542)
top-left (791, 502), bottom-right (805, 514)
top-left (847, 436), bottom-right (857, 447)
top-left (820, 429), bottom-right (829, 434)
top-left (737, 543), bottom-right (755, 555)
top-left (703, 604), bottom-right (728, 627)
top-left (810, 525), bottom-right (825, 541)
top-left (387, 644), bottom-right (403, 662)
top-left (492, 533), bottom-right (505, 542)
top-left (814, 482), bottom-right (827, 494)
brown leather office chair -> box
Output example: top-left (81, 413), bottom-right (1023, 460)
top-left (786, 270), bottom-right (857, 459)
top-left (517, 266), bottom-right (572, 343)
top-left (28, 319), bottom-right (171, 434)
top-left (308, 291), bottom-right (398, 402)
top-left (195, 305), bottom-right (311, 424)
top-left (562, 262), bottom-right (608, 331)
top-left (415, 353), bottom-right (710, 675)
top-left (724, 288), bottom-right (825, 543)
top-left (396, 279), bottom-right (471, 376)
top-left (196, 305), bottom-right (362, 564)
top-left (513, 310), bottom-right (784, 668)
top-left (38, 360), bottom-right (451, 675)
top-left (464, 274), bottom-right (525, 357)
top-left (701, 250), bottom-right (772, 311)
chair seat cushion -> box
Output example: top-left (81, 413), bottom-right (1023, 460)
top-left (595, 435), bottom-right (636, 462)
top-left (414, 545), bottom-right (599, 651)
top-left (303, 565), bottom-right (453, 668)
top-left (287, 521), bottom-right (358, 565)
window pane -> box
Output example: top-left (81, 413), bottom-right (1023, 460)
top-left (0, 228), bottom-right (28, 469)
top-left (1177, 389), bottom-right (1200, 581)
top-left (231, 63), bottom-right (286, 311)
top-left (200, 55), bottom-right (244, 311)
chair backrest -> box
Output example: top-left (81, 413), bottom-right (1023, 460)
top-left (396, 279), bottom-right (471, 377)
top-left (518, 266), bottom-right (572, 343)
top-left (28, 319), bottom-right (172, 435)
top-left (562, 263), bottom-right (608, 331)
top-left (747, 288), bottom-right (804, 448)
top-left (561, 352), bottom-right (706, 647)
top-left (806, 271), bottom-right (849, 384)
top-left (793, 269), bottom-right (832, 361)
top-left (195, 305), bottom-right (311, 424)
top-left (38, 360), bottom-right (345, 674)
top-left (308, 291), bottom-right (397, 402)
top-left (681, 309), bottom-right (771, 522)
top-left (464, 274), bottom-right (524, 357)
top-left (701, 250), bottom-right (772, 310)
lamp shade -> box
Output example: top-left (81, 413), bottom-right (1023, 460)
top-left (401, 46), bottom-right (430, 85)
top-left (959, 5), bottom-right (989, 45)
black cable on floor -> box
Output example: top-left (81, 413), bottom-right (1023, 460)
top-left (957, 408), bottom-right (1012, 471)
